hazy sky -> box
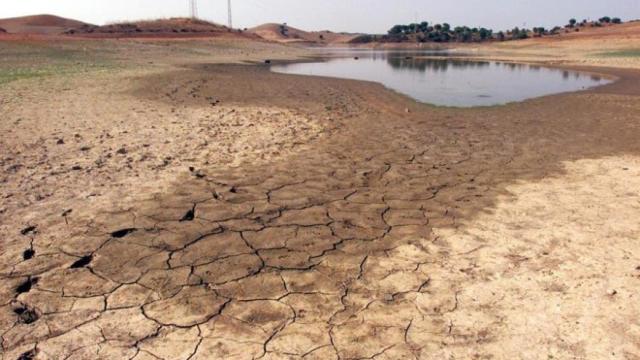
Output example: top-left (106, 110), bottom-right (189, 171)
top-left (2, 0), bottom-right (639, 33)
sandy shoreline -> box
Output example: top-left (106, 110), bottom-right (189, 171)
top-left (1, 37), bottom-right (640, 359)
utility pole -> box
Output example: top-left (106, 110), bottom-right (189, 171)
top-left (189, 0), bottom-right (198, 19)
top-left (228, 0), bottom-right (233, 28)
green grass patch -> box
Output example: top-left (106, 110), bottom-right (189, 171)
top-left (596, 49), bottom-right (640, 58)
top-left (0, 43), bottom-right (118, 85)
top-left (0, 63), bottom-right (115, 85)
top-left (0, 67), bottom-right (54, 84)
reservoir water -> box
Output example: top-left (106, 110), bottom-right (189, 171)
top-left (270, 51), bottom-right (612, 107)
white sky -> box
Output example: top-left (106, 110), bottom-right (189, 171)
top-left (1, 0), bottom-right (639, 33)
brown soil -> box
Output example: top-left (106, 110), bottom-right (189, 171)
top-left (1, 36), bottom-right (640, 359)
top-left (537, 20), bottom-right (640, 42)
top-left (0, 14), bottom-right (90, 35)
top-left (67, 18), bottom-right (259, 40)
top-left (249, 23), bottom-right (360, 44)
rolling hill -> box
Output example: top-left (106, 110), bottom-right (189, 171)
top-left (66, 18), bottom-right (260, 39)
top-left (0, 14), bottom-right (90, 34)
top-left (249, 23), bottom-right (359, 44)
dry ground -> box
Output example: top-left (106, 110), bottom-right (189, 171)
top-left (248, 23), bottom-right (359, 45)
top-left (1, 35), bottom-right (640, 360)
top-left (464, 21), bottom-right (640, 69)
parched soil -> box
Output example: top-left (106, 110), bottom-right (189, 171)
top-left (1, 40), bottom-right (640, 359)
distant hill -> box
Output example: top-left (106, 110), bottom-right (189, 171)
top-left (67, 18), bottom-right (257, 39)
top-left (0, 14), bottom-right (90, 34)
top-left (543, 20), bottom-right (640, 41)
top-left (249, 23), bottom-right (359, 44)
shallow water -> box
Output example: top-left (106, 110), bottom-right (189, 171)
top-left (271, 51), bottom-right (612, 107)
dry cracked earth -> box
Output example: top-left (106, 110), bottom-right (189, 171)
top-left (1, 47), bottom-right (640, 360)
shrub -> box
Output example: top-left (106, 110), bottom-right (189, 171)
top-left (533, 27), bottom-right (546, 36)
top-left (279, 23), bottom-right (288, 36)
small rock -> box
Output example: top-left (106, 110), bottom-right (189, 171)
top-left (116, 148), bottom-right (127, 155)
top-left (6, 164), bottom-right (22, 173)
top-left (607, 289), bottom-right (618, 296)
top-left (56, 139), bottom-right (64, 145)
top-left (20, 226), bottom-right (37, 236)
top-left (14, 307), bottom-right (39, 324)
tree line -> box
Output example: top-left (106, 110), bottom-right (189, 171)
top-left (382, 16), bottom-right (623, 43)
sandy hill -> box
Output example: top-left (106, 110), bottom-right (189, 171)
top-left (67, 18), bottom-right (258, 39)
top-left (0, 14), bottom-right (90, 34)
top-left (249, 23), bottom-right (359, 44)
top-left (546, 20), bottom-right (640, 41)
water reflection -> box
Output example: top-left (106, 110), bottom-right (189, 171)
top-left (387, 57), bottom-right (491, 72)
top-left (271, 53), bottom-right (611, 107)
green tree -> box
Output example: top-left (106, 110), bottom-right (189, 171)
top-left (568, 18), bottom-right (577, 27)
top-left (511, 27), bottom-right (520, 40)
top-left (612, 17), bottom-right (622, 24)
top-left (462, 30), bottom-right (472, 42)
top-left (388, 25), bottom-right (404, 35)
top-left (599, 16), bottom-right (611, 23)
top-left (479, 28), bottom-right (490, 40)
top-left (518, 29), bottom-right (529, 39)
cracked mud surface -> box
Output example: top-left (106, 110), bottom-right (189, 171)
top-left (2, 41), bottom-right (640, 359)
